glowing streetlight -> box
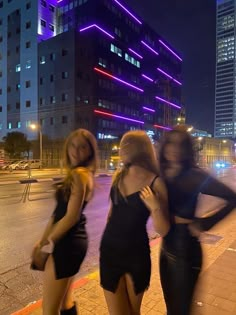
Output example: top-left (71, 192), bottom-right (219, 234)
top-left (30, 123), bottom-right (42, 165)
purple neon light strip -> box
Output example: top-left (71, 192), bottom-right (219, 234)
top-left (94, 67), bottom-right (144, 92)
top-left (159, 40), bottom-right (182, 61)
top-left (157, 68), bottom-right (173, 80)
top-left (154, 124), bottom-right (172, 131)
top-left (113, 0), bottom-right (142, 24)
top-left (142, 74), bottom-right (154, 82)
top-left (157, 68), bottom-right (182, 86)
top-left (128, 48), bottom-right (143, 59)
top-left (143, 106), bottom-right (155, 113)
top-left (94, 110), bottom-right (144, 124)
top-left (141, 41), bottom-right (159, 56)
top-left (79, 24), bottom-right (114, 39)
top-left (155, 96), bottom-right (181, 109)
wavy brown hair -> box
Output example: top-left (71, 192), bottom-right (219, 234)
top-left (112, 130), bottom-right (159, 200)
top-left (57, 129), bottom-right (98, 200)
top-left (158, 125), bottom-right (196, 178)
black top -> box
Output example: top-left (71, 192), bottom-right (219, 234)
top-left (101, 176), bottom-right (159, 253)
top-left (52, 188), bottom-right (87, 232)
top-left (165, 167), bottom-right (236, 230)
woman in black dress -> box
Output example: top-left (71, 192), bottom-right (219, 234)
top-left (100, 130), bottom-right (169, 315)
top-left (158, 125), bottom-right (236, 315)
top-left (32, 129), bottom-right (98, 315)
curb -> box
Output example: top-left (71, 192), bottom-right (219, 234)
top-left (11, 238), bottom-right (160, 315)
top-left (0, 174), bottom-right (112, 186)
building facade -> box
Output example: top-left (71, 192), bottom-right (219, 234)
top-left (0, 0), bottom-right (182, 164)
top-left (215, 0), bottom-right (236, 138)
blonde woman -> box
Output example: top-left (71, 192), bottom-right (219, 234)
top-left (32, 129), bottom-right (98, 315)
top-left (99, 130), bottom-right (169, 315)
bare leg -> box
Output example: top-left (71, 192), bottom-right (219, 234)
top-left (125, 274), bottom-right (144, 315)
top-left (103, 275), bottom-right (131, 315)
top-left (42, 255), bottom-right (73, 315)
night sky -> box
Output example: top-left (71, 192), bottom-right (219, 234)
top-left (125, 0), bottom-right (216, 134)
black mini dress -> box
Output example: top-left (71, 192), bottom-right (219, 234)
top-left (99, 176), bottom-right (158, 295)
top-left (51, 188), bottom-right (88, 279)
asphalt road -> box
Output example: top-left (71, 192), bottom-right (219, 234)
top-left (0, 169), bottom-right (235, 315)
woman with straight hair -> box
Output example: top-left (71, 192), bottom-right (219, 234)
top-left (32, 128), bottom-right (98, 315)
top-left (99, 130), bottom-right (169, 315)
top-left (158, 125), bottom-right (236, 315)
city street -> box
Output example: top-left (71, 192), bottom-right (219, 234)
top-left (0, 170), bottom-right (236, 315)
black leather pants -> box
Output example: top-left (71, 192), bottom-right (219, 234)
top-left (159, 224), bottom-right (202, 315)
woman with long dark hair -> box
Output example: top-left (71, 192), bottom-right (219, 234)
top-left (100, 130), bottom-right (169, 315)
top-left (32, 129), bottom-right (98, 315)
top-left (158, 125), bottom-right (236, 315)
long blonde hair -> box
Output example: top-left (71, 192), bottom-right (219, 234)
top-left (58, 129), bottom-right (98, 200)
top-left (112, 130), bottom-right (159, 193)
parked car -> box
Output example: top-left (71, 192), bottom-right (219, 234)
top-left (20, 159), bottom-right (41, 169)
top-left (9, 160), bottom-right (28, 170)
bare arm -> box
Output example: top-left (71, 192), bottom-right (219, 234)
top-left (39, 217), bottom-right (54, 246)
top-left (48, 168), bottom-right (90, 243)
top-left (140, 178), bottom-right (169, 236)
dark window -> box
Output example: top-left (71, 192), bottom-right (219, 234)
top-left (26, 2), bottom-right (31, 9)
top-left (40, 77), bottom-right (44, 85)
top-left (49, 4), bottom-right (55, 12)
top-left (8, 0), bottom-right (13, 3)
top-left (41, 19), bottom-right (46, 27)
top-left (41, 0), bottom-right (46, 7)
top-left (8, 32), bottom-right (11, 38)
top-left (0, 19), bottom-right (2, 26)
top-left (0, 106), bottom-right (2, 112)
top-left (50, 74), bottom-right (54, 82)
top-left (26, 21), bottom-right (31, 29)
top-left (0, 88), bottom-right (2, 94)
top-left (50, 117), bottom-right (54, 125)
top-left (0, 71), bottom-right (2, 77)
top-left (0, 2), bottom-right (3, 8)
top-left (49, 24), bottom-right (54, 32)
top-left (16, 27), bottom-right (21, 34)
top-left (25, 80), bottom-right (31, 88)
top-left (62, 71), bottom-right (68, 79)
top-left (26, 41), bottom-right (31, 48)
top-left (26, 100), bottom-right (31, 107)
top-left (7, 86), bottom-right (11, 93)
top-left (16, 45), bottom-right (20, 53)
top-left (62, 116), bottom-right (68, 124)
top-left (0, 36), bottom-right (3, 43)
top-left (62, 93), bottom-right (68, 101)
top-left (16, 102), bottom-right (20, 109)
top-left (50, 53), bottom-right (56, 60)
top-left (62, 49), bottom-right (68, 56)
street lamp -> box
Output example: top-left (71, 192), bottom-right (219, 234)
top-left (30, 123), bottom-right (42, 165)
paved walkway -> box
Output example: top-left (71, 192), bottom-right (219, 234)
top-left (12, 211), bottom-right (236, 315)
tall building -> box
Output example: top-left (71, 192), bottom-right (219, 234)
top-left (215, 0), bottom-right (236, 138)
top-left (0, 0), bottom-right (182, 161)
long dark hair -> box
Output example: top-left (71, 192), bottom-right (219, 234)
top-left (158, 125), bottom-right (196, 178)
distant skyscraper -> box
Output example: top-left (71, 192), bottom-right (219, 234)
top-left (215, 0), bottom-right (236, 138)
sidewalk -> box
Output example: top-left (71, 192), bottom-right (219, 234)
top-left (12, 211), bottom-right (236, 315)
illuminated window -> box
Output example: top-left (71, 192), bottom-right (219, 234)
top-left (110, 44), bottom-right (122, 57)
top-left (16, 64), bottom-right (21, 72)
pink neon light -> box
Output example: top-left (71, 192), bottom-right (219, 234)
top-left (113, 0), bottom-right (142, 24)
top-left (80, 24), bottom-right (114, 39)
top-left (159, 40), bottom-right (182, 61)
top-left (142, 74), bottom-right (154, 82)
top-left (128, 48), bottom-right (143, 59)
top-left (141, 41), bottom-right (159, 56)
top-left (94, 67), bottom-right (144, 92)
top-left (154, 124), bottom-right (172, 131)
top-left (157, 68), bottom-right (182, 86)
top-left (155, 96), bottom-right (181, 109)
top-left (94, 110), bottom-right (144, 124)
top-left (143, 106), bottom-right (155, 113)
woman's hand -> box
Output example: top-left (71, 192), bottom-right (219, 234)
top-left (139, 186), bottom-right (160, 213)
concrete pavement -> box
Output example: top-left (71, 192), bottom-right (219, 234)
top-left (12, 210), bottom-right (236, 315)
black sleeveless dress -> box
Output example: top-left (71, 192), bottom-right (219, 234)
top-left (99, 176), bottom-right (158, 294)
top-left (51, 188), bottom-right (88, 279)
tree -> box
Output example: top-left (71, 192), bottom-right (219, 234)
top-left (2, 132), bottom-right (31, 159)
